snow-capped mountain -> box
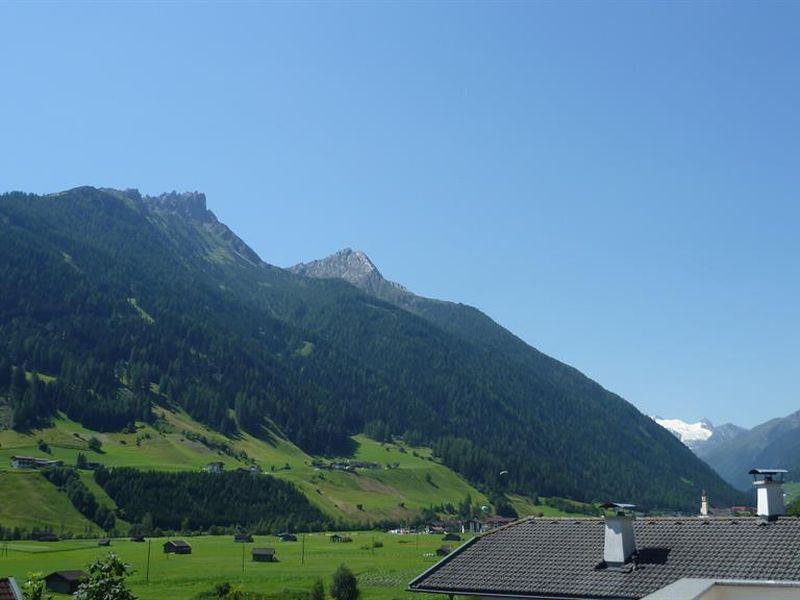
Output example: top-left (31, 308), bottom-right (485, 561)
top-left (652, 416), bottom-right (747, 457)
top-left (652, 417), bottom-right (715, 451)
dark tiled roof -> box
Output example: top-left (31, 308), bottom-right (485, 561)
top-left (165, 540), bottom-right (191, 547)
top-left (0, 578), bottom-right (22, 600)
top-left (252, 547), bottom-right (275, 555)
top-left (46, 570), bottom-right (88, 582)
top-left (409, 517), bottom-right (800, 599)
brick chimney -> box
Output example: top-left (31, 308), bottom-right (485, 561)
top-left (601, 503), bottom-right (637, 567)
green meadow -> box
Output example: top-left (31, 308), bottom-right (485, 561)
top-left (0, 531), bottom-right (457, 600)
top-left (0, 408), bottom-right (557, 535)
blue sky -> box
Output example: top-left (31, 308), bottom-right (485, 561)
top-left (1, 2), bottom-right (798, 428)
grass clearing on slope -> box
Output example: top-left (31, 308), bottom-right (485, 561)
top-left (0, 471), bottom-right (98, 534)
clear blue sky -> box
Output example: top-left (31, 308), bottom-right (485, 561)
top-left (2, 2), bottom-right (798, 428)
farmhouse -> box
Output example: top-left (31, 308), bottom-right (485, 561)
top-left (0, 577), bottom-right (23, 600)
top-left (277, 533), bottom-right (297, 542)
top-left (10, 455), bottom-right (63, 469)
top-left (163, 540), bottom-right (192, 554)
top-left (234, 533), bottom-right (254, 543)
top-left (252, 547), bottom-right (276, 562)
top-left (329, 533), bottom-right (352, 543)
top-left (44, 571), bottom-right (87, 595)
top-left (410, 472), bottom-right (800, 600)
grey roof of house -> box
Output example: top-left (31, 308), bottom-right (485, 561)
top-left (165, 540), bottom-right (191, 547)
top-left (408, 516), bottom-right (800, 599)
top-left (252, 547), bottom-right (275, 555)
top-left (46, 570), bottom-right (88, 582)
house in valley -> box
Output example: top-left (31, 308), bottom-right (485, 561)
top-left (163, 540), bottom-right (192, 554)
top-left (10, 455), bottom-right (63, 469)
top-left (252, 547), bottom-right (276, 562)
top-left (44, 571), bottom-right (87, 595)
top-left (234, 533), bottom-right (253, 543)
top-left (435, 545), bottom-right (451, 557)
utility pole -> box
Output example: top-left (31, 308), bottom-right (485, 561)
top-left (145, 539), bottom-right (151, 583)
top-left (241, 543), bottom-right (245, 573)
top-left (371, 535), bottom-right (374, 556)
top-left (301, 533), bottom-right (305, 565)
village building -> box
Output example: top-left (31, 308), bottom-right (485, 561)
top-left (10, 455), bottom-right (63, 469)
top-left (234, 533), bottom-right (254, 543)
top-left (410, 472), bottom-right (800, 600)
top-left (44, 571), bottom-right (87, 595)
top-left (203, 461), bottom-right (224, 474)
top-left (329, 533), bottom-right (352, 543)
top-left (435, 545), bottom-right (451, 557)
top-left (163, 540), bottom-right (192, 554)
top-left (252, 547), bottom-right (276, 562)
top-left (0, 577), bottom-right (23, 600)
top-left (442, 532), bottom-right (461, 542)
top-left (277, 532), bottom-right (297, 542)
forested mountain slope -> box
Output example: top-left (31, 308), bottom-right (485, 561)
top-left (0, 187), bottom-right (745, 511)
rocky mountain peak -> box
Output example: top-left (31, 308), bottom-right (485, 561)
top-left (145, 191), bottom-right (213, 222)
top-left (289, 248), bottom-right (408, 294)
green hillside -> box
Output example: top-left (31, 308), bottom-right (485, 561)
top-left (0, 410), bottom-right (491, 531)
top-left (0, 187), bottom-right (746, 512)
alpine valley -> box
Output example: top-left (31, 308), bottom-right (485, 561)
top-left (0, 187), bottom-right (747, 536)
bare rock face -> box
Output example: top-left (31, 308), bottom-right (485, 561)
top-left (146, 191), bottom-right (212, 222)
top-left (290, 248), bottom-right (408, 297)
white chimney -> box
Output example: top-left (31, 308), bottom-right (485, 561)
top-left (749, 468), bottom-right (787, 520)
top-left (601, 503), bottom-right (636, 566)
top-left (700, 489), bottom-right (709, 517)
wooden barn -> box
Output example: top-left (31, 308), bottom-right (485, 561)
top-left (252, 547), bottom-right (276, 562)
top-left (163, 540), bottom-right (192, 554)
top-left (45, 571), bottom-right (87, 595)
top-left (329, 534), bottom-right (352, 543)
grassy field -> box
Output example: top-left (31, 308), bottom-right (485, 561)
top-left (0, 532), bottom-right (461, 600)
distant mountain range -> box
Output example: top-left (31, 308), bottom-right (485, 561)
top-left (655, 412), bottom-right (800, 491)
top-left (0, 187), bottom-right (746, 511)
